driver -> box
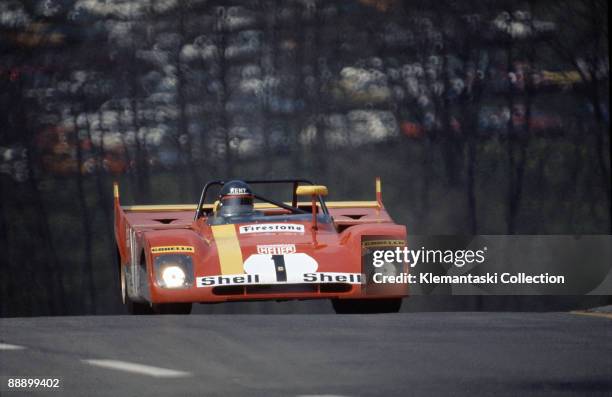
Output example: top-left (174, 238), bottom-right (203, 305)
top-left (216, 180), bottom-right (256, 217)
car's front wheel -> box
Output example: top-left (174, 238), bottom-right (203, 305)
top-left (121, 264), bottom-right (154, 315)
top-left (331, 298), bottom-right (402, 314)
top-left (152, 303), bottom-right (193, 315)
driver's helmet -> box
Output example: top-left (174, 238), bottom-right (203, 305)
top-left (217, 180), bottom-right (254, 217)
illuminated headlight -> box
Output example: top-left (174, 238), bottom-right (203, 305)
top-left (376, 262), bottom-right (398, 277)
top-left (154, 254), bottom-right (194, 288)
top-left (162, 266), bottom-right (186, 288)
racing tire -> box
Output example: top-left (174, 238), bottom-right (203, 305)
top-left (126, 297), bottom-right (155, 315)
top-left (120, 264), bottom-right (154, 315)
top-left (152, 303), bottom-right (193, 315)
top-left (332, 298), bottom-right (402, 314)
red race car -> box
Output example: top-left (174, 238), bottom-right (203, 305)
top-left (114, 178), bottom-right (408, 314)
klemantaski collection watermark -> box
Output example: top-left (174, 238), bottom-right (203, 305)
top-left (372, 272), bottom-right (566, 285)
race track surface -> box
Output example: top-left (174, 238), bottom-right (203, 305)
top-left (1, 311), bottom-right (611, 396)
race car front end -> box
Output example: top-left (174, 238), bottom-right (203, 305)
top-left (144, 219), bottom-right (408, 311)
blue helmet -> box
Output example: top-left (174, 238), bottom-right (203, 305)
top-left (217, 180), bottom-right (254, 216)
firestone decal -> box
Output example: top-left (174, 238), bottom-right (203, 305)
top-left (239, 224), bottom-right (305, 234)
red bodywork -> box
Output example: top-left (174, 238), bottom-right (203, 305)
top-left (114, 180), bottom-right (408, 305)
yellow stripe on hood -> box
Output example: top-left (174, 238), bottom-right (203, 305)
top-left (211, 224), bottom-right (244, 275)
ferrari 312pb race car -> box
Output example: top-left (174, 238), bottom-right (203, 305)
top-left (114, 178), bottom-right (408, 314)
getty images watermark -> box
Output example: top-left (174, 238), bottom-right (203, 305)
top-left (367, 244), bottom-right (566, 286)
top-left (361, 235), bottom-right (612, 295)
top-left (372, 245), bottom-right (487, 268)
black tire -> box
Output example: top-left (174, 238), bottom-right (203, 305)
top-left (153, 303), bottom-right (193, 315)
top-left (120, 263), bottom-right (154, 315)
top-left (332, 298), bottom-right (402, 314)
top-left (126, 297), bottom-right (155, 315)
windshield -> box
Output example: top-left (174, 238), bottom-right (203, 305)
top-left (195, 179), bottom-right (329, 221)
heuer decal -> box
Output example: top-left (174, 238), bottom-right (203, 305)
top-left (257, 244), bottom-right (297, 255)
top-left (239, 224), bottom-right (305, 234)
top-left (151, 246), bottom-right (194, 254)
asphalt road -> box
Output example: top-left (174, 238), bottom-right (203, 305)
top-left (1, 311), bottom-right (611, 396)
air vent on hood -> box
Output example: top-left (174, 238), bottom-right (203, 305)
top-left (154, 218), bottom-right (177, 224)
top-left (344, 214), bottom-right (365, 220)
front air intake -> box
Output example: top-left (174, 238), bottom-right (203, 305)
top-left (211, 283), bottom-right (354, 296)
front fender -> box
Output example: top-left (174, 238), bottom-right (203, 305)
top-left (140, 229), bottom-right (209, 302)
top-left (340, 223), bottom-right (407, 249)
top-left (339, 223), bottom-right (409, 299)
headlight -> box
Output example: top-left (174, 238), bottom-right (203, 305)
top-left (162, 266), bottom-right (186, 288)
top-left (154, 254), bottom-right (194, 288)
top-left (373, 262), bottom-right (399, 278)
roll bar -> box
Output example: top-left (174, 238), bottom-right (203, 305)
top-left (194, 179), bottom-right (330, 220)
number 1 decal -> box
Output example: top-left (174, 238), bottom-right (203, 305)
top-left (272, 255), bottom-right (287, 282)
top-left (243, 253), bottom-right (319, 284)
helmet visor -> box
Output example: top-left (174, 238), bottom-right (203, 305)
top-left (219, 194), bottom-right (254, 216)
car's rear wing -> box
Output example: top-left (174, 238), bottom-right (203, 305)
top-left (113, 177), bottom-right (391, 234)
top-left (115, 177), bottom-right (384, 211)
top-left (118, 201), bottom-right (381, 212)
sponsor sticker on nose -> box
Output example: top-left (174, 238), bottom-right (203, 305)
top-left (243, 253), bottom-right (318, 283)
